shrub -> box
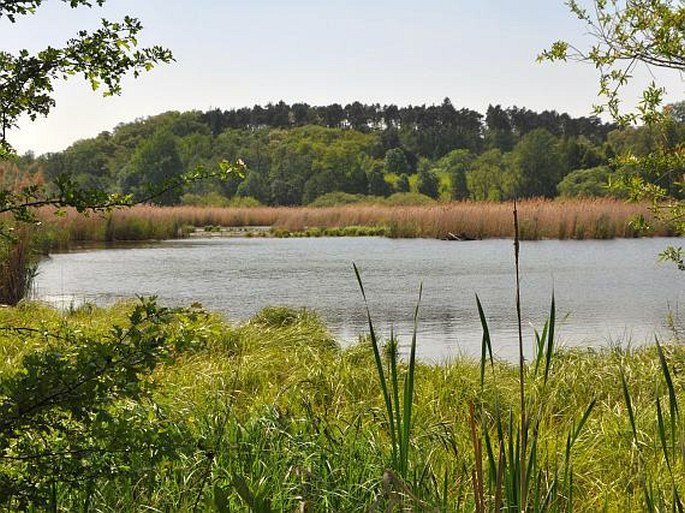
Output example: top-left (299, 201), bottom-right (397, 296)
top-left (0, 299), bottom-right (209, 509)
top-left (308, 192), bottom-right (370, 207)
top-left (383, 192), bottom-right (437, 206)
top-left (557, 166), bottom-right (615, 198)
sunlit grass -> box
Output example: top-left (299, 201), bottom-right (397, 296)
top-left (0, 298), bottom-right (683, 511)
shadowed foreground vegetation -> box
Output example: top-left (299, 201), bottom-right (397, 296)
top-left (0, 299), bottom-right (683, 511)
top-left (32, 198), bottom-right (671, 249)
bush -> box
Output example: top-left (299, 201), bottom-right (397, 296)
top-left (557, 166), bottom-right (615, 198)
top-left (0, 299), bottom-right (210, 509)
top-left (251, 306), bottom-right (316, 327)
top-left (383, 192), bottom-right (437, 206)
top-left (308, 192), bottom-right (370, 207)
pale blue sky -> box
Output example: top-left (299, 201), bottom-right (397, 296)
top-left (3, 0), bottom-right (684, 155)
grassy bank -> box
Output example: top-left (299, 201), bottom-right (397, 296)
top-left (1, 299), bottom-right (683, 511)
top-left (33, 198), bottom-right (672, 249)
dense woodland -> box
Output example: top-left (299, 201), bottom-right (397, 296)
top-left (7, 99), bottom-right (685, 206)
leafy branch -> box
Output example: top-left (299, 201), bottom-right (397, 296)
top-left (0, 1), bottom-right (173, 155)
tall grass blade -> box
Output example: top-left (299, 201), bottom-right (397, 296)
top-left (534, 321), bottom-right (548, 378)
top-left (476, 294), bottom-right (494, 389)
top-left (484, 428), bottom-right (497, 485)
top-left (526, 422), bottom-right (539, 498)
top-left (656, 340), bottom-right (679, 444)
top-left (353, 263), bottom-right (397, 468)
top-left (620, 366), bottom-right (639, 445)
top-left (389, 328), bottom-right (403, 472)
top-left (673, 487), bottom-right (684, 513)
top-left (657, 395), bottom-right (672, 472)
top-left (400, 283), bottom-right (422, 476)
top-left (538, 474), bottom-right (557, 513)
top-left (654, 340), bottom-right (685, 512)
top-left (570, 398), bottom-right (596, 448)
top-left (644, 481), bottom-right (656, 513)
top-left (468, 402), bottom-right (484, 513)
top-left (513, 198), bottom-right (527, 510)
top-left (495, 444), bottom-right (504, 513)
top-left (440, 469), bottom-right (448, 513)
top-left (544, 293), bottom-right (556, 385)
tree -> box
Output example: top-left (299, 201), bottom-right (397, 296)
top-left (541, 0), bottom-right (684, 267)
top-left (485, 104), bottom-right (515, 152)
top-left (557, 165), bottom-right (614, 198)
top-left (121, 130), bottom-right (184, 206)
top-left (466, 149), bottom-right (516, 201)
top-left (511, 128), bottom-right (563, 198)
top-left (540, 0), bottom-right (684, 125)
top-left (236, 168), bottom-right (270, 203)
top-left (416, 158), bottom-right (439, 199)
top-left (0, 4), bottom-right (242, 507)
top-left (366, 161), bottom-right (392, 197)
top-left (0, 1), bottom-right (174, 157)
top-left (384, 148), bottom-right (411, 175)
top-left (433, 149), bottom-right (474, 200)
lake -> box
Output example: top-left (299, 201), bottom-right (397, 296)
top-left (33, 236), bottom-right (683, 361)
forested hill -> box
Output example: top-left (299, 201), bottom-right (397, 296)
top-left (11, 99), bottom-right (685, 206)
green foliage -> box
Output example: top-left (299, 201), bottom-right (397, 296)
top-left (541, 0), bottom-right (685, 267)
top-left (466, 149), bottom-right (517, 201)
top-left (10, 100), bottom-right (654, 208)
top-left (121, 129), bottom-right (184, 205)
top-left (512, 128), bottom-right (564, 198)
top-left (433, 149), bottom-right (474, 200)
top-left (0, 296), bottom-right (682, 510)
top-left (557, 165), bottom-right (614, 198)
top-left (416, 159), bottom-right (440, 199)
top-left (384, 148), bottom-right (411, 175)
top-left (394, 173), bottom-right (410, 193)
top-left (366, 161), bottom-right (392, 197)
top-left (0, 1), bottom-right (173, 156)
top-left (539, 0), bottom-right (684, 125)
top-left (250, 306), bottom-right (319, 328)
top-left (0, 298), bottom-right (212, 509)
top-left (308, 191), bottom-right (369, 207)
top-left (383, 191), bottom-right (436, 206)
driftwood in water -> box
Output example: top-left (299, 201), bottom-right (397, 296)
top-left (443, 232), bottom-right (478, 241)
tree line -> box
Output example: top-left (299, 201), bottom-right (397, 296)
top-left (10, 99), bottom-right (685, 207)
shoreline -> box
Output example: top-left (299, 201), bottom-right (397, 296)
top-left (34, 198), bottom-right (678, 249)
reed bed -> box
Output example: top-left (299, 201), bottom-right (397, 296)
top-left (0, 226), bottom-right (36, 305)
top-left (35, 198), bottom-right (671, 247)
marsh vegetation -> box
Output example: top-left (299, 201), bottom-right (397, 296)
top-left (0, 297), bottom-right (682, 511)
top-left (31, 198), bottom-right (669, 250)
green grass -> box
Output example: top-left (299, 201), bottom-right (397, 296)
top-left (0, 298), bottom-right (683, 511)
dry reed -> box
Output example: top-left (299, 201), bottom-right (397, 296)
top-left (0, 227), bottom-right (37, 305)
top-left (36, 198), bottom-right (672, 246)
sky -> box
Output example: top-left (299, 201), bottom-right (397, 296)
top-left (3, 0), bottom-right (684, 156)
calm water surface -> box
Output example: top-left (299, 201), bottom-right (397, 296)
top-left (34, 237), bottom-right (683, 361)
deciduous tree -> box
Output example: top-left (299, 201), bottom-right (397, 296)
top-left (540, 0), bottom-right (684, 267)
